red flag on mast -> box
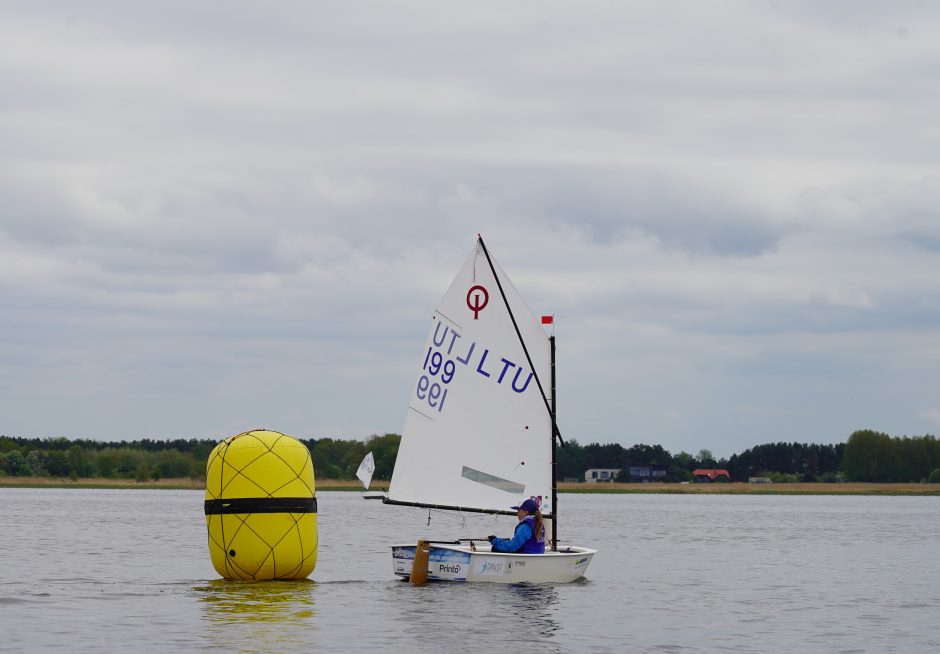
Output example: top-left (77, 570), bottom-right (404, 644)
top-left (541, 315), bottom-right (554, 325)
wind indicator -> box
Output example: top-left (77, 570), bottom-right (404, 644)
top-left (357, 451), bottom-right (376, 490)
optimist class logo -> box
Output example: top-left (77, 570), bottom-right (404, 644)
top-left (466, 285), bottom-right (489, 319)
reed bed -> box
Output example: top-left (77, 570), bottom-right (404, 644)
top-left (2, 477), bottom-right (936, 494)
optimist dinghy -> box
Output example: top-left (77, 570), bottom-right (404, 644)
top-left (385, 236), bottom-right (596, 583)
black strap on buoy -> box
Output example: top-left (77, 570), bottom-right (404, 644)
top-left (204, 497), bottom-right (318, 515)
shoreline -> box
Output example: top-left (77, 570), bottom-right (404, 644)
top-left (557, 481), bottom-right (940, 496)
top-left (1, 477), bottom-right (938, 495)
top-left (0, 476), bottom-right (377, 491)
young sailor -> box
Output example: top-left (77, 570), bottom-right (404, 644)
top-left (487, 498), bottom-right (546, 554)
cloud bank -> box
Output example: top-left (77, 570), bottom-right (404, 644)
top-left (2, 1), bottom-right (938, 456)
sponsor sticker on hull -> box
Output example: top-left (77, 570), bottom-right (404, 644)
top-left (393, 546), bottom-right (416, 560)
top-left (428, 548), bottom-right (471, 581)
top-left (474, 557), bottom-right (513, 576)
top-left (392, 546), bottom-right (415, 575)
top-left (391, 547), bottom-right (475, 580)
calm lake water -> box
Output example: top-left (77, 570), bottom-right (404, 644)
top-left (1, 489), bottom-right (938, 653)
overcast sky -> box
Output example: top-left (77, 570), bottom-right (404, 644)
top-left (2, 1), bottom-right (938, 457)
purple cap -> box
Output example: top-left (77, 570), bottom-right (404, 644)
top-left (511, 498), bottom-right (539, 513)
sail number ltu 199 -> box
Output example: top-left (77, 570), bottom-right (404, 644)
top-left (416, 347), bottom-right (453, 412)
top-left (414, 318), bottom-right (538, 415)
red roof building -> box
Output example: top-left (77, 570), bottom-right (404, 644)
top-left (692, 468), bottom-right (731, 482)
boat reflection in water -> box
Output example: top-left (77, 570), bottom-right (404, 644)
top-left (392, 580), bottom-right (565, 646)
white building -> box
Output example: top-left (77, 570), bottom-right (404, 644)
top-left (584, 468), bottom-right (620, 483)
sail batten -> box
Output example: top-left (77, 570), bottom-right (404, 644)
top-left (461, 466), bottom-right (526, 494)
top-left (388, 241), bottom-right (553, 516)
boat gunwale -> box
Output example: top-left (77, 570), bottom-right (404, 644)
top-left (391, 543), bottom-right (597, 557)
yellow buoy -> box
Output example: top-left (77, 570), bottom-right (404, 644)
top-left (204, 430), bottom-right (318, 580)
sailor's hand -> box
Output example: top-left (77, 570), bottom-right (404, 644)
top-left (487, 535), bottom-right (496, 543)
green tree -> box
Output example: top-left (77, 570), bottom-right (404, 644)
top-left (45, 451), bottom-right (70, 477)
top-left (843, 430), bottom-right (939, 482)
top-left (556, 439), bottom-right (589, 480)
top-left (843, 430), bottom-right (881, 481)
top-left (154, 450), bottom-right (195, 478)
top-left (135, 462), bottom-right (151, 482)
top-left (6, 451), bottom-right (32, 476)
top-left (95, 451), bottom-right (118, 478)
top-left (24, 450), bottom-right (47, 476)
top-left (367, 433), bottom-right (401, 480)
top-left (696, 449), bottom-right (716, 468)
top-left (68, 445), bottom-right (93, 477)
top-left (8, 450), bottom-right (25, 474)
top-left (116, 449), bottom-right (143, 477)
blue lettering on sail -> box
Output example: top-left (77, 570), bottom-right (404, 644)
top-left (417, 324), bottom-right (458, 412)
top-left (476, 349), bottom-right (492, 378)
top-left (511, 368), bottom-right (534, 393)
top-left (432, 322), bottom-right (449, 348)
top-left (415, 318), bottom-right (537, 413)
top-left (496, 358), bottom-right (516, 384)
top-left (445, 330), bottom-right (460, 355)
top-left (432, 322), bottom-right (461, 354)
top-left (455, 341), bottom-right (475, 365)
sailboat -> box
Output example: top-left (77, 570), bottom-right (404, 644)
top-left (384, 236), bottom-right (596, 583)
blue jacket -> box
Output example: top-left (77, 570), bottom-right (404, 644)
top-left (490, 516), bottom-right (545, 554)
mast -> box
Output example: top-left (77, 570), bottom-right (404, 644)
top-left (550, 333), bottom-right (558, 551)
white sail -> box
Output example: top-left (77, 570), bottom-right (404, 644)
top-left (356, 451), bottom-right (376, 490)
top-left (387, 240), bottom-right (553, 516)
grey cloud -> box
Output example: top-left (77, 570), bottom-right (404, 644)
top-left (2, 1), bottom-right (940, 452)
top-left (519, 169), bottom-right (785, 256)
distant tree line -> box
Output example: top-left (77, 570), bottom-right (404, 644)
top-left (300, 434), bottom-right (400, 481)
top-left (0, 436), bottom-right (215, 481)
top-left (556, 441), bottom-right (703, 482)
top-left (841, 430), bottom-right (940, 483)
top-left (0, 433), bottom-right (401, 483)
top-left (2, 429), bottom-right (938, 483)
top-left (559, 439), bottom-right (844, 483)
top-left (727, 442), bottom-right (844, 483)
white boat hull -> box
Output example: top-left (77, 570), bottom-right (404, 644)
top-left (391, 543), bottom-right (596, 584)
